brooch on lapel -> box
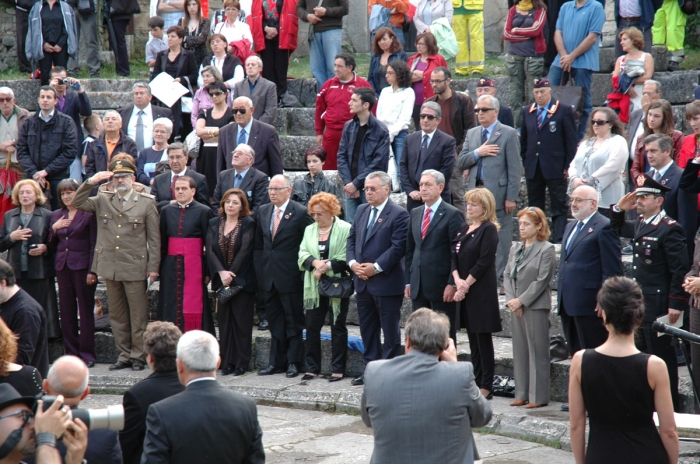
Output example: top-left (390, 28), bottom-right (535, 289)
top-left (588, 228), bottom-right (594, 233)
top-left (377, 218), bottom-right (383, 223)
top-left (661, 180), bottom-right (667, 185)
top-left (285, 213), bottom-right (291, 219)
top-left (494, 132), bottom-right (501, 137)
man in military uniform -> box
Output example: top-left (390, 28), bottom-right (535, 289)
top-left (611, 173), bottom-right (690, 411)
top-left (72, 159), bottom-right (161, 372)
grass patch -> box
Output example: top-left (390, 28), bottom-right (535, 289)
top-left (0, 62), bottom-right (152, 80)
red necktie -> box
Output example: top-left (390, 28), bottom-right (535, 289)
top-left (170, 174), bottom-right (179, 199)
top-left (421, 207), bottom-right (431, 240)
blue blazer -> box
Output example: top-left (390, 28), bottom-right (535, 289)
top-left (659, 162), bottom-right (697, 259)
top-left (136, 147), bottom-right (167, 185)
top-left (557, 211), bottom-right (623, 316)
top-left (347, 199), bottom-right (409, 296)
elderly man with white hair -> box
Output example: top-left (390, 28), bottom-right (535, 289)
top-left (84, 110), bottom-right (138, 183)
top-left (141, 330), bottom-right (265, 463)
top-left (0, 87), bottom-right (30, 179)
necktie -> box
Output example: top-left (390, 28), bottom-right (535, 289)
top-left (477, 128), bottom-right (487, 182)
top-left (365, 208), bottom-right (378, 245)
top-left (566, 221), bottom-right (585, 254)
top-left (421, 134), bottom-right (429, 157)
top-left (537, 107), bottom-right (546, 130)
top-left (421, 207), bottom-right (432, 240)
top-left (238, 128), bottom-right (246, 146)
top-left (272, 207), bottom-right (281, 240)
top-left (653, 169), bottom-right (661, 182)
top-left (234, 173), bottom-right (242, 189)
top-left (170, 174), bottom-right (179, 199)
top-left (135, 110), bottom-right (145, 153)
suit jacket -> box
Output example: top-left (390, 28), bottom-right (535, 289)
top-left (503, 240), bottom-right (556, 310)
top-left (520, 99), bottom-right (577, 180)
top-left (658, 162), bottom-right (697, 259)
top-left (361, 350), bottom-right (492, 464)
top-left (405, 200), bottom-right (464, 302)
top-left (84, 132), bottom-right (139, 178)
top-left (0, 207), bottom-right (54, 279)
top-left (498, 104), bottom-right (515, 128)
top-left (48, 209), bottom-right (97, 272)
top-left (347, 200), bottom-right (409, 296)
top-left (254, 200), bottom-right (314, 293)
top-left (117, 104), bottom-right (174, 138)
top-left (212, 167), bottom-right (270, 214)
top-left (456, 121), bottom-right (522, 209)
top-left (119, 370), bottom-right (185, 464)
top-left (217, 119), bottom-right (283, 176)
top-left (557, 212), bottom-right (623, 317)
top-left (141, 379), bottom-right (264, 464)
top-left (150, 169), bottom-right (210, 211)
top-left (206, 216), bottom-right (257, 292)
top-left (399, 129), bottom-right (456, 210)
top-left (232, 76), bottom-right (278, 125)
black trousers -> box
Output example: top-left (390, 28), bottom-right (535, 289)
top-left (355, 290), bottom-right (403, 368)
top-left (111, 19), bottom-right (130, 76)
top-left (16, 9), bottom-right (31, 73)
top-left (265, 285), bottom-right (305, 368)
top-left (253, 250), bottom-right (266, 321)
top-left (38, 48), bottom-right (68, 86)
top-left (218, 291), bottom-right (254, 371)
top-left (559, 300), bottom-right (608, 356)
top-left (691, 307), bottom-right (700, 412)
top-left (638, 322), bottom-right (679, 411)
top-left (304, 296), bottom-right (349, 375)
top-left (526, 163), bottom-right (568, 243)
top-left (467, 332), bottom-right (494, 391)
top-left (260, 36), bottom-right (288, 99)
top-left (412, 288), bottom-right (457, 345)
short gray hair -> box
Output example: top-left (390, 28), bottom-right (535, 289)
top-left (133, 82), bottom-right (152, 94)
top-left (421, 169), bottom-right (445, 186)
top-left (245, 55), bottom-right (263, 68)
top-left (46, 356), bottom-right (89, 398)
top-left (365, 171), bottom-right (391, 188)
top-left (177, 330), bottom-right (219, 372)
top-left (644, 133), bottom-right (673, 154)
top-left (645, 79), bottom-right (662, 94)
top-left (153, 117), bottom-right (173, 135)
top-left (235, 143), bottom-right (255, 158)
top-left (405, 308), bottom-right (450, 356)
top-left (104, 110), bottom-right (122, 122)
top-left (0, 87), bottom-right (14, 99)
top-left (271, 174), bottom-right (291, 188)
top-left (420, 101), bottom-right (442, 119)
top-left (478, 94), bottom-right (500, 111)
top-left (201, 65), bottom-right (223, 82)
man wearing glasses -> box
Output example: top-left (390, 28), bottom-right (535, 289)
top-left (0, 88), bottom-right (30, 180)
top-left (212, 143), bottom-right (269, 213)
top-left (475, 78), bottom-right (514, 128)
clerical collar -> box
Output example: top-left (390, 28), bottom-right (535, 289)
top-left (177, 199), bottom-right (194, 208)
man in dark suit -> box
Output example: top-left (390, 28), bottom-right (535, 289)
top-left (212, 143), bottom-right (270, 213)
top-left (117, 83), bottom-right (174, 151)
top-left (120, 322), bottom-right (185, 464)
top-left (559, 185), bottom-right (623, 356)
top-left (141, 330), bottom-right (264, 464)
top-left (232, 56), bottom-right (277, 125)
top-left (405, 169), bottom-right (464, 344)
top-left (255, 175), bottom-right (314, 378)
top-left (520, 78), bottom-right (577, 243)
top-left (347, 171), bottom-right (410, 386)
top-left (217, 96), bottom-right (283, 176)
top-left (150, 143), bottom-right (209, 211)
top-left (400, 101), bottom-right (456, 212)
top-left (475, 78), bottom-right (514, 127)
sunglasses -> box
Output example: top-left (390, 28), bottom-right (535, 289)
top-left (475, 108), bottom-right (495, 113)
top-left (419, 114), bottom-right (436, 120)
top-left (591, 120), bottom-right (609, 126)
top-left (0, 98), bottom-right (11, 103)
top-left (232, 108), bottom-right (247, 115)
top-left (209, 91), bottom-right (224, 97)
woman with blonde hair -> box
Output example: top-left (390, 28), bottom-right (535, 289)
top-left (451, 187), bottom-right (501, 399)
top-left (0, 318), bottom-right (42, 397)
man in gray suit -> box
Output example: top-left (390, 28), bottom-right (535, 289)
top-left (232, 56), bottom-right (277, 125)
top-left (457, 94), bottom-right (522, 289)
top-left (361, 308), bottom-right (492, 464)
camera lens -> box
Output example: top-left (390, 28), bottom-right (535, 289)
top-left (60, 78), bottom-right (70, 85)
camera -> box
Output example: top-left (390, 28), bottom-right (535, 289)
top-left (59, 78), bottom-right (70, 85)
top-left (37, 396), bottom-right (125, 431)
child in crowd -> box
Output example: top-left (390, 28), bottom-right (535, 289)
top-left (81, 114), bottom-right (103, 177)
top-left (146, 16), bottom-right (169, 73)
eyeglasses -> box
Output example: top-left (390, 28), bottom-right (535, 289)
top-left (416, 42), bottom-right (426, 47)
top-left (0, 98), bottom-right (12, 103)
top-left (429, 79), bottom-right (447, 84)
top-left (363, 187), bottom-right (381, 193)
top-left (591, 120), bottom-right (609, 126)
top-left (475, 108), bottom-right (495, 113)
top-left (232, 108), bottom-right (247, 115)
top-left (267, 187), bottom-right (289, 192)
top-left (209, 91), bottom-right (224, 97)
top-left (0, 410), bottom-right (33, 425)
top-left (569, 197), bottom-right (595, 204)
top-left (419, 114), bottom-right (436, 120)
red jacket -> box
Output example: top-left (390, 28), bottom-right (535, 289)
top-left (249, 0), bottom-right (299, 52)
top-left (315, 73), bottom-right (372, 134)
top-left (631, 130), bottom-right (684, 180)
top-left (406, 53), bottom-right (448, 103)
top-left (503, 7), bottom-right (547, 56)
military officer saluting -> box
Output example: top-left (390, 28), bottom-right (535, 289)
top-left (72, 158), bottom-right (161, 372)
top-left (611, 173), bottom-right (689, 411)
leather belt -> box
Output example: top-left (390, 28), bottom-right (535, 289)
top-left (620, 16), bottom-right (641, 21)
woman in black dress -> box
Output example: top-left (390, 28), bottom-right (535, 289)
top-left (0, 318), bottom-right (42, 397)
top-left (195, 81), bottom-right (234, 198)
top-left (569, 276), bottom-right (678, 464)
top-left (206, 188), bottom-right (256, 376)
top-left (451, 187), bottom-right (501, 399)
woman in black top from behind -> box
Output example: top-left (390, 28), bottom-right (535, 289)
top-left (0, 318), bottom-right (42, 397)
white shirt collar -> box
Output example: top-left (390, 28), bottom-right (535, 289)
top-left (425, 197), bottom-right (442, 211)
top-left (578, 210), bottom-right (596, 226)
top-left (171, 167), bottom-right (187, 181)
top-left (186, 377), bottom-right (216, 387)
top-left (39, 109), bottom-right (55, 122)
top-left (275, 199), bottom-right (290, 213)
top-left (133, 104), bottom-right (153, 118)
top-left (371, 197), bottom-right (390, 215)
top-left (653, 160), bottom-right (673, 178)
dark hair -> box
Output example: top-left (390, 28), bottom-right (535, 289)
top-left (644, 99), bottom-right (675, 138)
top-left (56, 178), bottom-right (80, 209)
top-left (168, 142), bottom-right (185, 155)
top-left (39, 86), bottom-right (57, 99)
top-left (415, 32), bottom-right (439, 56)
top-left (148, 16), bottom-right (164, 29)
top-left (144, 321), bottom-right (182, 372)
top-left (167, 25), bottom-right (186, 39)
top-left (207, 81), bottom-right (227, 94)
top-left (686, 100), bottom-right (700, 120)
top-left (432, 66), bottom-right (451, 80)
top-left (49, 66), bottom-right (67, 78)
top-left (219, 188), bottom-right (252, 217)
top-left (0, 260), bottom-right (15, 287)
top-left (388, 59), bottom-right (411, 89)
top-left (304, 145), bottom-right (327, 164)
top-left (353, 87), bottom-right (377, 111)
top-left (174, 175), bottom-right (196, 189)
top-left (183, 0), bottom-right (202, 23)
top-left (597, 276), bottom-right (644, 335)
top-left (207, 33), bottom-right (228, 47)
top-left (644, 133), bottom-right (674, 155)
top-left (335, 53), bottom-right (356, 73)
top-left (583, 107), bottom-right (626, 141)
top-left (372, 27), bottom-right (403, 55)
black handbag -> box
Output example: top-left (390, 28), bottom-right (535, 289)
top-left (554, 74), bottom-right (584, 127)
top-left (216, 284), bottom-right (243, 305)
top-left (318, 272), bottom-right (354, 299)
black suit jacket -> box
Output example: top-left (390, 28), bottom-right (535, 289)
top-left (498, 105), bottom-right (515, 128)
top-left (212, 167), bottom-right (270, 214)
top-left (142, 379), bottom-right (264, 464)
top-left (117, 104), bottom-right (174, 133)
top-left (399, 129), bottom-right (456, 211)
top-left (119, 370), bottom-right (185, 464)
top-left (217, 119), bottom-right (283, 176)
top-left (206, 216), bottom-right (256, 292)
top-left (254, 200), bottom-right (313, 293)
top-left (658, 162), bottom-right (697, 259)
top-left (405, 200), bottom-right (465, 302)
top-left (150, 169), bottom-right (209, 211)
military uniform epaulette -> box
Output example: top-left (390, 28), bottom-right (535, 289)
top-left (138, 191), bottom-right (155, 199)
top-left (662, 217), bottom-right (677, 225)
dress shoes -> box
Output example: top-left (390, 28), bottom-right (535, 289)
top-left (132, 360), bottom-right (145, 371)
top-left (221, 367), bottom-right (235, 376)
top-left (258, 365), bottom-right (284, 376)
top-left (109, 361), bottom-right (132, 371)
top-left (351, 375), bottom-right (364, 386)
top-left (510, 400), bottom-right (527, 407)
top-left (301, 373), bottom-right (316, 381)
top-left (258, 319), bottom-right (269, 331)
top-left (233, 367), bottom-right (245, 376)
top-left (286, 364), bottom-right (299, 378)
top-left (85, 361), bottom-right (95, 368)
top-left (328, 375), bottom-right (343, 383)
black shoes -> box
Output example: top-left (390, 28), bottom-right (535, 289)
top-left (258, 319), bottom-right (269, 331)
top-left (286, 364), bottom-right (299, 378)
top-left (258, 365), bottom-right (284, 376)
top-left (109, 360), bottom-right (132, 371)
top-left (132, 360), bottom-right (145, 371)
top-left (233, 367), bottom-right (246, 376)
top-left (328, 375), bottom-right (343, 383)
top-left (301, 373), bottom-right (316, 381)
top-left (222, 367), bottom-right (235, 376)
top-left (85, 361), bottom-right (95, 368)
top-left (351, 375), bottom-right (364, 386)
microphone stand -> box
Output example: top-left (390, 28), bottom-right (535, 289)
top-left (673, 335), bottom-right (700, 411)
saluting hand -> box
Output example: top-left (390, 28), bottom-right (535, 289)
top-left (616, 192), bottom-right (638, 211)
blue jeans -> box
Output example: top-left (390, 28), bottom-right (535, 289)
top-left (392, 129), bottom-right (408, 179)
top-left (310, 28), bottom-right (343, 88)
top-left (547, 66), bottom-right (592, 142)
top-left (344, 190), bottom-right (366, 224)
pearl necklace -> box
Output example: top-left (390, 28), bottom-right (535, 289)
top-left (318, 226), bottom-right (332, 235)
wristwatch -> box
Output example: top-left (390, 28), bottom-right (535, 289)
top-left (612, 205), bottom-right (622, 213)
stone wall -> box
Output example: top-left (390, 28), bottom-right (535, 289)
top-left (0, 2), bottom-right (17, 71)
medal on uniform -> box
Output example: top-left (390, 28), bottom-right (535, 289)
top-left (549, 121), bottom-right (557, 132)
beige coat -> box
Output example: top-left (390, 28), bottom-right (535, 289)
top-left (503, 240), bottom-right (556, 310)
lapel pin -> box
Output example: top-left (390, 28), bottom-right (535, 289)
top-left (588, 228), bottom-right (593, 233)
top-left (494, 131), bottom-right (501, 137)
top-left (661, 180), bottom-right (667, 185)
top-left (284, 214), bottom-right (290, 219)
top-left (377, 218), bottom-right (383, 223)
